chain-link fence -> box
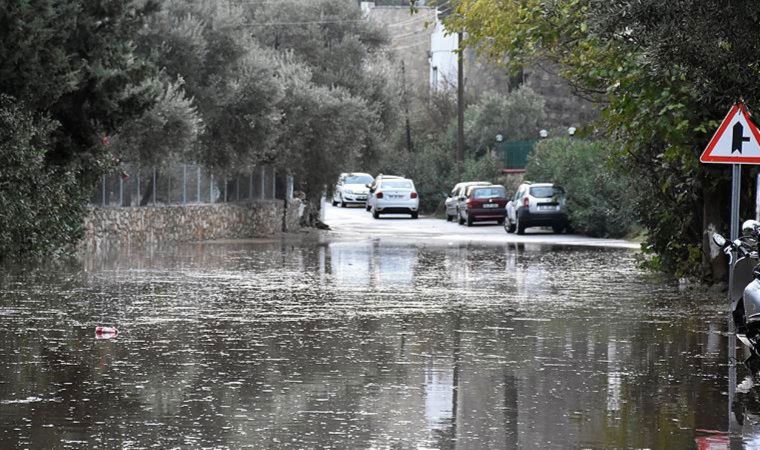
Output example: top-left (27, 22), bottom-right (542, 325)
top-left (90, 163), bottom-right (293, 207)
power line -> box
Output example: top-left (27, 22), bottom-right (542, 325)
top-left (390, 40), bottom-right (429, 51)
top-left (230, 18), bottom-right (369, 27)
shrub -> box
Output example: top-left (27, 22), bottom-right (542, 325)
top-left (0, 96), bottom-right (88, 261)
top-left (525, 137), bottom-right (638, 237)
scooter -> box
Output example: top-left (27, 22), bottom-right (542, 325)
top-left (714, 220), bottom-right (760, 372)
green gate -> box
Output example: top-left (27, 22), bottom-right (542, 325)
top-left (497, 140), bottom-right (536, 170)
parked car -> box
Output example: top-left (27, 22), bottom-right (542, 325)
top-left (332, 172), bottom-right (374, 207)
top-left (457, 185), bottom-right (508, 226)
top-left (505, 182), bottom-right (569, 234)
top-left (445, 181), bottom-right (491, 222)
top-left (368, 177), bottom-right (419, 219)
top-left (365, 174), bottom-right (403, 211)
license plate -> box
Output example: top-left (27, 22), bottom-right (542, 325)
top-left (390, 195), bottom-right (403, 199)
top-left (483, 203), bottom-right (499, 208)
top-left (357, 196), bottom-right (367, 200)
top-left (538, 205), bottom-right (556, 211)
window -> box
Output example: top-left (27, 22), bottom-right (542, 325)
top-left (472, 187), bottom-right (506, 199)
top-left (381, 180), bottom-right (413, 189)
top-left (345, 175), bottom-right (373, 185)
top-left (530, 186), bottom-right (565, 199)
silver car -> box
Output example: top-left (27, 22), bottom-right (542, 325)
top-left (332, 172), bottom-right (373, 207)
top-left (505, 182), bottom-right (569, 234)
top-left (368, 178), bottom-right (419, 219)
top-left (444, 181), bottom-right (490, 222)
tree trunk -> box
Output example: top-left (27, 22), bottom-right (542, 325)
top-left (300, 189), bottom-right (328, 229)
top-left (139, 171), bottom-right (156, 206)
top-left (702, 182), bottom-right (727, 282)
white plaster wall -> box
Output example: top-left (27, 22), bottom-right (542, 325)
top-left (429, 20), bottom-right (459, 91)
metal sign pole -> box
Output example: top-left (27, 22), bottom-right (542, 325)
top-left (728, 163), bottom-right (740, 434)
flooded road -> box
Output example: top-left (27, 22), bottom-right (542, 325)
top-left (0, 237), bottom-right (744, 448)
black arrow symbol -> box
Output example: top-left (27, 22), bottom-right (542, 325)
top-left (732, 122), bottom-right (751, 153)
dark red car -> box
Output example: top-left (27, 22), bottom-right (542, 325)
top-left (458, 185), bottom-right (508, 226)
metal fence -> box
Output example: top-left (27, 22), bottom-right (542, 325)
top-left (90, 163), bottom-right (292, 207)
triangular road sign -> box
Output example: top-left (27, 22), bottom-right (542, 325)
top-left (701, 102), bottom-right (760, 164)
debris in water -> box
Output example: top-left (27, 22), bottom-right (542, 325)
top-left (95, 326), bottom-right (118, 339)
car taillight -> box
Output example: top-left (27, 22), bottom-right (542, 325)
top-left (523, 197), bottom-right (529, 207)
top-left (411, 192), bottom-right (418, 199)
top-left (466, 199), bottom-right (474, 207)
top-left (376, 192), bottom-right (383, 199)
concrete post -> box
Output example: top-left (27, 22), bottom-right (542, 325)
top-left (272, 168), bottom-right (277, 199)
top-left (260, 166), bottom-right (265, 200)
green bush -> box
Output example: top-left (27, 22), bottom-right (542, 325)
top-left (0, 96), bottom-right (88, 261)
top-left (525, 137), bottom-right (638, 238)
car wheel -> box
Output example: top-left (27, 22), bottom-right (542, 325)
top-left (466, 215), bottom-right (474, 227)
top-left (497, 218), bottom-right (505, 225)
top-left (332, 198), bottom-right (338, 206)
top-left (446, 214), bottom-right (452, 222)
top-left (366, 203), bottom-right (371, 212)
top-left (458, 213), bottom-right (465, 225)
top-left (372, 208), bottom-right (380, 219)
top-left (516, 215), bottom-right (526, 235)
top-left (552, 224), bottom-right (564, 234)
top-left (341, 200), bottom-right (346, 208)
top-left (505, 219), bottom-right (516, 234)
top-left (411, 212), bottom-right (419, 219)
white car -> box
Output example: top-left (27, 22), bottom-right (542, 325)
top-left (332, 172), bottom-right (374, 207)
top-left (368, 178), bottom-right (419, 219)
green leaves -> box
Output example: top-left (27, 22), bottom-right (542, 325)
top-left (0, 96), bottom-right (87, 261)
top-left (525, 137), bottom-right (637, 238)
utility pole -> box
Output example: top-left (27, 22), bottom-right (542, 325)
top-left (457, 30), bottom-right (465, 166)
top-left (401, 60), bottom-right (413, 152)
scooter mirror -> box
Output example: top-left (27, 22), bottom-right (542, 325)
top-left (742, 220), bottom-right (760, 236)
top-left (712, 233), bottom-right (726, 248)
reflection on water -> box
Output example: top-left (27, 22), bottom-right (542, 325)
top-left (0, 238), bottom-right (745, 448)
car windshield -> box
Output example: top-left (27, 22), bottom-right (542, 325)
top-left (345, 175), bottom-right (373, 184)
top-left (530, 186), bottom-right (565, 198)
top-left (381, 180), bottom-right (413, 189)
top-left (473, 187), bottom-right (506, 199)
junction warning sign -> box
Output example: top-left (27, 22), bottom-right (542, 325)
top-left (701, 102), bottom-right (760, 164)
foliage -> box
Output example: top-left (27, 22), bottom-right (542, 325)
top-left (112, 79), bottom-right (203, 167)
top-left (465, 87), bottom-right (545, 155)
top-left (373, 89), bottom-right (516, 213)
top-left (0, 96), bottom-right (87, 261)
top-left (441, 0), bottom-right (760, 278)
top-left (135, 0), bottom-right (400, 221)
top-left (525, 138), bottom-right (637, 238)
top-left (0, 0), bottom-right (161, 173)
top-left (0, 0), bottom-right (161, 259)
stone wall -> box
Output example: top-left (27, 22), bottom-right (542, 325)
top-left (83, 200), bottom-right (303, 251)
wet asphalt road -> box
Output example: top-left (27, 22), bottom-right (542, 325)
top-left (0, 207), bottom-right (752, 448)
top-left (323, 203), bottom-right (638, 249)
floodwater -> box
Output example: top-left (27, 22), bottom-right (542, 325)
top-left (0, 237), bottom-right (746, 448)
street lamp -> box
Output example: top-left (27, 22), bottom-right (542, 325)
top-left (539, 129), bottom-right (548, 139)
top-left (568, 127), bottom-right (577, 137)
